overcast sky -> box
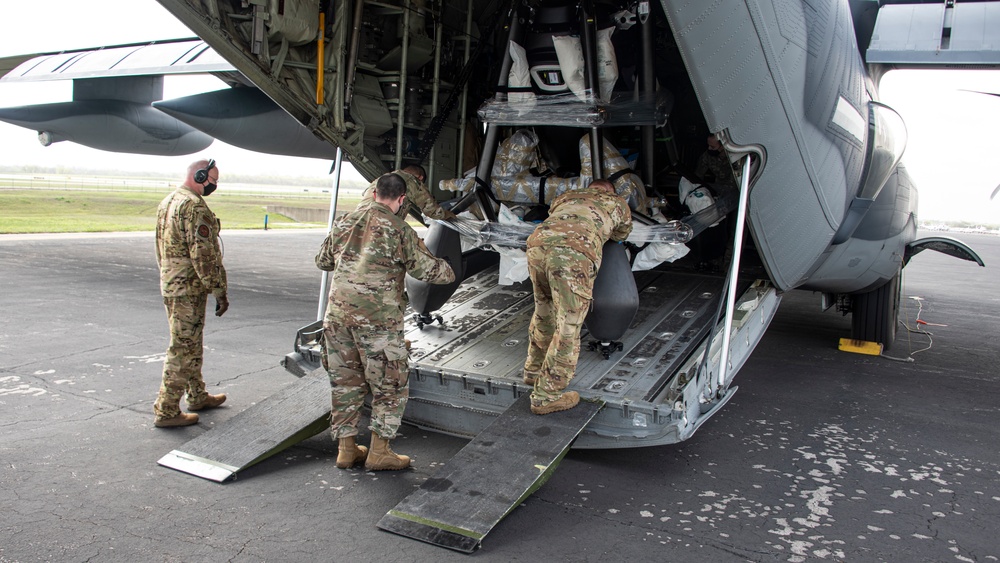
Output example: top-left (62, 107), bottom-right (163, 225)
top-left (1, 1), bottom-right (998, 223)
top-left (0, 0), bottom-right (362, 183)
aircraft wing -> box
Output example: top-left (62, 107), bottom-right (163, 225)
top-left (150, 0), bottom-right (507, 183)
top-left (0, 39), bottom-right (236, 82)
top-left (0, 54), bottom-right (38, 81)
top-left (0, 38), bottom-right (345, 159)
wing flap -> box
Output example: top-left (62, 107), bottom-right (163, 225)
top-left (0, 39), bottom-right (235, 83)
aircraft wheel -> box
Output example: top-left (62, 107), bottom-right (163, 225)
top-left (851, 272), bottom-right (900, 351)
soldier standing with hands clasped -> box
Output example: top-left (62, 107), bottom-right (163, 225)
top-left (153, 159), bottom-right (229, 428)
top-left (522, 179), bottom-right (633, 415)
top-left (316, 173), bottom-right (454, 470)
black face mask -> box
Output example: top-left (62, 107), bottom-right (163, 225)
top-left (707, 149), bottom-right (721, 157)
top-left (203, 182), bottom-right (217, 197)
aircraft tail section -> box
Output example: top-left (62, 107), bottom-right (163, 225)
top-left (866, 2), bottom-right (1000, 67)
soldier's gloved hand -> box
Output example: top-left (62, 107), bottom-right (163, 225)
top-left (215, 293), bottom-right (229, 317)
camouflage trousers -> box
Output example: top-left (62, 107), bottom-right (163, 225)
top-left (323, 321), bottom-right (410, 440)
top-left (524, 246), bottom-right (596, 407)
top-left (154, 294), bottom-right (210, 419)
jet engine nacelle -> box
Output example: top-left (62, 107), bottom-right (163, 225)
top-left (153, 88), bottom-right (339, 160)
top-left (0, 100), bottom-right (212, 156)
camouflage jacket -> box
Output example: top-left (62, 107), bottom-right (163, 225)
top-left (359, 170), bottom-right (456, 221)
top-left (316, 201), bottom-right (455, 329)
top-left (695, 151), bottom-right (737, 190)
top-left (527, 186), bottom-right (633, 265)
top-left (155, 186), bottom-right (227, 297)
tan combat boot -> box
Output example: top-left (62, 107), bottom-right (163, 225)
top-left (530, 391), bottom-right (580, 415)
top-left (336, 436), bottom-right (369, 469)
top-left (365, 434), bottom-right (411, 471)
top-left (188, 393), bottom-right (227, 411)
top-left (154, 412), bottom-right (199, 428)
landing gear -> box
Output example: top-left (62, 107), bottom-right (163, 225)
top-left (851, 272), bottom-right (900, 351)
top-left (413, 312), bottom-right (444, 330)
top-left (588, 340), bottom-right (623, 360)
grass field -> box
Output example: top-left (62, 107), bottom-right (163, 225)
top-left (0, 188), bottom-right (362, 234)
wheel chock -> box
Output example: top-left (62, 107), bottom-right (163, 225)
top-left (838, 338), bottom-right (883, 356)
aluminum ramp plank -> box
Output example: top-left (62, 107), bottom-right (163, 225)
top-left (158, 370), bottom-right (331, 482)
top-left (376, 393), bottom-right (603, 552)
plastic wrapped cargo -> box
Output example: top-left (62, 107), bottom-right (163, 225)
top-left (477, 91), bottom-right (670, 128)
top-left (439, 129), bottom-right (647, 211)
top-left (434, 216), bottom-right (692, 250)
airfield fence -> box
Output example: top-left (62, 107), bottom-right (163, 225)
top-left (0, 173), bottom-right (361, 199)
top-left (0, 174), bottom-right (170, 192)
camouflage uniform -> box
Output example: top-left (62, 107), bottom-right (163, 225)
top-left (316, 201), bottom-right (454, 440)
top-left (359, 170), bottom-right (457, 221)
top-left (524, 186), bottom-right (632, 407)
top-left (695, 150), bottom-right (738, 192)
top-left (694, 150), bottom-right (738, 267)
top-left (153, 186), bottom-right (227, 420)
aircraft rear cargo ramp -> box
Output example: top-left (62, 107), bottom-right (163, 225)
top-left (157, 371), bottom-right (602, 552)
top-left (157, 370), bottom-right (331, 482)
top-left (377, 394), bottom-right (603, 552)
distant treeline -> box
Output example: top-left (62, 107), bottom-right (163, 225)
top-left (0, 165), bottom-right (367, 189)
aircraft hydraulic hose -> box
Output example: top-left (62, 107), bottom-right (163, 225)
top-left (316, 12), bottom-right (325, 106)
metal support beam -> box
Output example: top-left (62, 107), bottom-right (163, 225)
top-left (428, 17), bottom-right (444, 184)
top-left (394, 0), bottom-right (413, 170)
top-left (317, 147), bottom-right (345, 322)
top-left (456, 0), bottom-right (475, 177)
top-left (639, 0), bottom-right (655, 190)
top-left (716, 156), bottom-right (752, 391)
top-left (580, 0), bottom-right (603, 179)
top-left (472, 4), bottom-right (525, 222)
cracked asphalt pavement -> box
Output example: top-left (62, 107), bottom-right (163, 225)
top-left (1, 229), bottom-right (998, 562)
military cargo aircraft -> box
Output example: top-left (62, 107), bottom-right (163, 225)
top-left (1, 0), bottom-right (994, 551)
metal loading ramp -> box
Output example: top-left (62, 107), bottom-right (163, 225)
top-left (377, 393), bottom-right (603, 552)
top-left (157, 370), bottom-right (331, 482)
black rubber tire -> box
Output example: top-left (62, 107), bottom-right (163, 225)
top-left (851, 272), bottom-right (900, 351)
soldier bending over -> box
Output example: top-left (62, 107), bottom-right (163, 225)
top-left (523, 180), bottom-right (632, 415)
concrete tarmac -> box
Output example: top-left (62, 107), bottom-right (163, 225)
top-left (1, 229), bottom-right (997, 562)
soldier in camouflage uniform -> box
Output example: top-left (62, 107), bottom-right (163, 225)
top-left (523, 180), bottom-right (633, 415)
top-left (359, 164), bottom-right (457, 221)
top-left (153, 159), bottom-right (229, 428)
top-left (695, 134), bottom-right (738, 191)
top-left (693, 134), bottom-right (737, 270)
top-left (316, 173), bottom-right (454, 470)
